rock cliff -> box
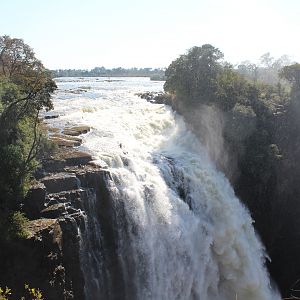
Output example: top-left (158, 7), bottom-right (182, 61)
top-left (5, 138), bottom-right (109, 299)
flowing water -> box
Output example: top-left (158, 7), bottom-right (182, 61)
top-left (50, 77), bottom-right (280, 300)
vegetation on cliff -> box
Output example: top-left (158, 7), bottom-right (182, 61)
top-left (0, 35), bottom-right (56, 256)
top-left (164, 44), bottom-right (300, 297)
top-left (0, 284), bottom-right (43, 300)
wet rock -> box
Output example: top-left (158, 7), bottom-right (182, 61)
top-left (23, 182), bottom-right (47, 219)
top-left (50, 137), bottom-right (81, 147)
top-left (10, 132), bottom-right (104, 299)
top-left (46, 198), bottom-right (60, 206)
top-left (67, 206), bottom-right (80, 215)
top-left (44, 113), bottom-right (60, 119)
top-left (63, 126), bottom-right (91, 136)
top-left (41, 173), bottom-right (79, 193)
top-left (50, 134), bottom-right (82, 143)
top-left (48, 127), bottom-right (61, 133)
top-left (68, 88), bottom-right (88, 94)
top-left (20, 216), bottom-right (85, 300)
top-left (46, 189), bottom-right (86, 210)
top-left (42, 159), bottom-right (67, 173)
top-left (64, 151), bottom-right (92, 166)
top-left (0, 218), bottom-right (69, 300)
top-left (136, 91), bottom-right (172, 105)
top-left (59, 216), bottom-right (85, 300)
top-left (41, 203), bottom-right (67, 219)
top-left (42, 149), bottom-right (93, 173)
top-left (26, 218), bottom-right (61, 243)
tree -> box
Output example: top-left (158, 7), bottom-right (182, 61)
top-left (0, 36), bottom-right (56, 128)
top-left (164, 44), bottom-right (224, 106)
top-left (259, 52), bottom-right (274, 68)
top-left (280, 63), bottom-right (300, 89)
top-left (279, 63), bottom-right (300, 140)
top-left (0, 35), bottom-right (56, 210)
top-left (216, 65), bottom-right (250, 111)
top-left (237, 61), bottom-right (259, 83)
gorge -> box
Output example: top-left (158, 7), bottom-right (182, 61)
top-left (24, 77), bottom-right (279, 300)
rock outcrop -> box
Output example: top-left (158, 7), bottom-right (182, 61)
top-left (7, 125), bottom-right (108, 299)
top-left (135, 91), bottom-right (172, 105)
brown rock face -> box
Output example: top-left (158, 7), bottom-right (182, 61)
top-left (62, 126), bottom-right (91, 136)
top-left (2, 147), bottom-right (107, 300)
top-left (1, 219), bottom-right (66, 300)
top-left (23, 182), bottom-right (47, 219)
top-left (49, 137), bottom-right (81, 147)
top-left (41, 149), bottom-right (93, 173)
top-left (41, 203), bottom-right (67, 218)
top-left (41, 173), bottom-right (79, 193)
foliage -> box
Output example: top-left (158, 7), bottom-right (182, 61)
top-left (0, 212), bottom-right (29, 249)
top-left (163, 45), bottom-right (288, 156)
top-left (23, 284), bottom-right (43, 300)
top-left (216, 66), bottom-right (251, 111)
top-left (164, 44), bottom-right (224, 106)
top-left (0, 287), bottom-right (11, 300)
top-left (280, 63), bottom-right (300, 91)
top-left (0, 36), bottom-right (57, 300)
top-left (0, 284), bottom-right (43, 300)
top-left (0, 35), bottom-right (56, 261)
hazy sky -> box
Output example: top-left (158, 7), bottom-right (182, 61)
top-left (1, 0), bottom-right (299, 69)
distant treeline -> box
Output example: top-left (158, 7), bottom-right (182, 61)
top-left (235, 53), bottom-right (293, 85)
top-left (51, 67), bottom-right (166, 80)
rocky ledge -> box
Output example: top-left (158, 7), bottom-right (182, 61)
top-left (7, 124), bottom-right (109, 300)
top-left (136, 91), bottom-right (172, 105)
top-left (43, 119), bottom-right (91, 148)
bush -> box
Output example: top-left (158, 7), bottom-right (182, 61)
top-left (0, 284), bottom-right (43, 300)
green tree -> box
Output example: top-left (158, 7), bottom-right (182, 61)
top-left (164, 44), bottom-right (224, 107)
top-left (216, 65), bottom-right (250, 111)
top-left (0, 35), bottom-right (56, 233)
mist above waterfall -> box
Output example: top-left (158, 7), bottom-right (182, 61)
top-left (184, 105), bottom-right (228, 169)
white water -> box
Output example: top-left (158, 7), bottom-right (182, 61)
top-left (50, 77), bottom-right (280, 300)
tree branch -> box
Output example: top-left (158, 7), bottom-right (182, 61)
top-left (24, 109), bottom-right (40, 170)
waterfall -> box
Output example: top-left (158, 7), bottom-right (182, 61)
top-left (52, 77), bottom-right (280, 300)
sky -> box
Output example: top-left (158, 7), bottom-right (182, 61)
top-left (1, 0), bottom-right (300, 69)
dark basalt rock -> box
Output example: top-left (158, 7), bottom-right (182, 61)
top-left (41, 203), bottom-right (67, 219)
top-left (1, 107), bottom-right (106, 298)
top-left (15, 146), bottom-right (106, 299)
top-left (23, 182), bottom-right (47, 219)
top-left (44, 114), bottom-right (60, 119)
top-left (2, 219), bottom-right (67, 300)
top-left (6, 138), bottom-right (108, 300)
top-left (41, 159), bottom-right (67, 173)
top-left (136, 91), bottom-right (172, 105)
top-left (46, 189), bottom-right (86, 210)
top-left (58, 216), bottom-right (85, 300)
top-left (41, 149), bottom-right (93, 174)
top-left (65, 151), bottom-right (93, 166)
top-left (41, 173), bottom-right (79, 193)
